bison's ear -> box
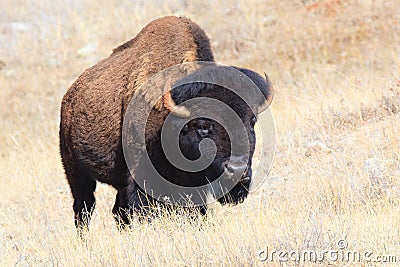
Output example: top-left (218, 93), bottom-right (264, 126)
top-left (248, 70), bottom-right (274, 114)
top-left (244, 71), bottom-right (273, 114)
top-left (163, 78), bottom-right (191, 118)
top-left (231, 66), bottom-right (273, 113)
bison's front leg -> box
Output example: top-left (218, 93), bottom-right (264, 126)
top-left (112, 190), bottom-right (131, 227)
top-left (112, 182), bottom-right (151, 227)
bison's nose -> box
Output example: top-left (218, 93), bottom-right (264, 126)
top-left (223, 155), bottom-right (248, 176)
top-left (225, 164), bottom-right (247, 175)
top-left (240, 176), bottom-right (251, 183)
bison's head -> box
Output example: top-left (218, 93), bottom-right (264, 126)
top-left (160, 66), bottom-right (273, 205)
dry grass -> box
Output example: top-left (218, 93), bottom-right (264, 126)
top-left (1, 0), bottom-right (400, 266)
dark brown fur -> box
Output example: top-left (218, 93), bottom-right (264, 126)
top-left (60, 16), bottom-right (272, 230)
top-left (60, 16), bottom-right (214, 228)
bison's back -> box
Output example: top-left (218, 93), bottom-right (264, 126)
top-left (60, 16), bottom-right (214, 185)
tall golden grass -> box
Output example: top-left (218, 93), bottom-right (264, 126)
top-left (1, 0), bottom-right (399, 265)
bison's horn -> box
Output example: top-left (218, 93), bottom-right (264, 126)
top-left (163, 78), bottom-right (191, 118)
top-left (264, 72), bottom-right (274, 106)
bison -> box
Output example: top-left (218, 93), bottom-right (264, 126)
top-left (60, 16), bottom-right (273, 230)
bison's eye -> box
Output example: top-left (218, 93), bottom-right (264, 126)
top-left (250, 116), bottom-right (257, 127)
top-left (180, 124), bottom-right (189, 135)
top-left (196, 119), bottom-right (212, 137)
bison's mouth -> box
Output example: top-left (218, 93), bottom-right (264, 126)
top-left (220, 155), bottom-right (250, 183)
top-left (212, 156), bottom-right (252, 205)
top-left (217, 177), bottom-right (251, 205)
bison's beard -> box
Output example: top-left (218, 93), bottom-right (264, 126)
top-left (217, 178), bottom-right (251, 205)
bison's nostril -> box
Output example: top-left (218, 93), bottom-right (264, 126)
top-left (240, 176), bottom-right (251, 183)
top-left (223, 161), bottom-right (247, 175)
top-left (226, 165), bottom-right (245, 174)
top-left (223, 155), bottom-right (248, 174)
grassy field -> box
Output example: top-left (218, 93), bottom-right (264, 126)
top-left (1, 0), bottom-right (399, 266)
